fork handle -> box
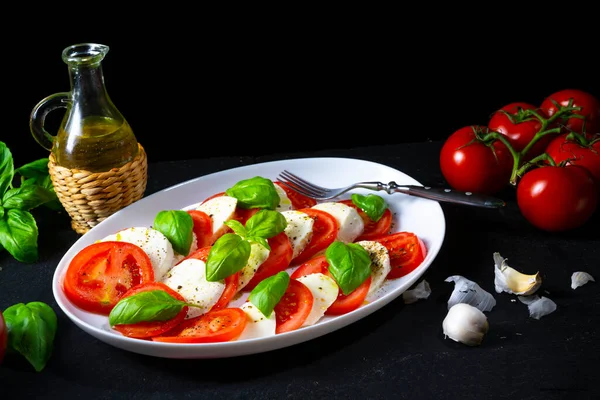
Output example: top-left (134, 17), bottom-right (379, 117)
top-left (389, 183), bottom-right (506, 208)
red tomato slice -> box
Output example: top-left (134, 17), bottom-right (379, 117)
top-left (274, 278), bottom-right (314, 333)
top-left (273, 181), bottom-right (317, 209)
top-left (374, 232), bottom-right (427, 279)
top-left (63, 241), bottom-right (154, 315)
top-left (291, 255), bottom-right (371, 315)
top-left (290, 208), bottom-right (339, 266)
top-left (243, 232), bottom-right (294, 291)
top-left (338, 199), bottom-right (393, 241)
top-left (187, 209), bottom-right (213, 248)
top-left (180, 245), bottom-right (239, 311)
top-left (152, 308), bottom-right (247, 343)
top-left (112, 282), bottom-right (188, 339)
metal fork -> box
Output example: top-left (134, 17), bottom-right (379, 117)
top-left (278, 170), bottom-right (506, 208)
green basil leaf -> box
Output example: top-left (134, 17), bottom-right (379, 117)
top-left (0, 209), bottom-right (38, 263)
top-left (351, 193), bottom-right (388, 222)
top-left (109, 289), bottom-right (188, 326)
top-left (246, 209), bottom-right (287, 239)
top-left (2, 185), bottom-right (56, 210)
top-left (248, 271), bottom-right (290, 317)
top-left (247, 235), bottom-right (270, 251)
top-left (206, 233), bottom-right (251, 281)
top-left (224, 219), bottom-right (247, 237)
top-left (3, 301), bottom-right (57, 372)
top-left (0, 141), bottom-right (14, 197)
top-left (326, 241), bottom-right (371, 295)
top-left (153, 210), bottom-right (194, 256)
top-left (14, 158), bottom-right (50, 180)
top-left (225, 176), bottom-right (280, 210)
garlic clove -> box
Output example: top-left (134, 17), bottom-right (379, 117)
top-left (571, 271), bottom-right (595, 290)
top-left (402, 280), bottom-right (431, 304)
top-left (445, 275), bottom-right (496, 312)
top-left (493, 252), bottom-right (541, 296)
top-left (518, 295), bottom-right (557, 320)
top-left (442, 303), bottom-right (489, 346)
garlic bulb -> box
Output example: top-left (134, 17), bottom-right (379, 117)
top-left (571, 271), bottom-right (595, 289)
top-left (493, 252), bottom-right (541, 296)
top-left (442, 303), bottom-right (489, 346)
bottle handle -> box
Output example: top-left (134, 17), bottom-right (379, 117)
top-left (29, 92), bottom-right (70, 151)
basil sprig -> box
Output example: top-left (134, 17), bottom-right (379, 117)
top-left (326, 241), bottom-right (372, 295)
top-left (206, 210), bottom-right (287, 282)
top-left (109, 290), bottom-right (190, 326)
top-left (154, 210), bottom-right (194, 256)
top-left (225, 176), bottom-right (280, 210)
top-left (248, 271), bottom-right (290, 317)
top-left (351, 193), bottom-right (388, 222)
top-left (3, 301), bottom-right (58, 372)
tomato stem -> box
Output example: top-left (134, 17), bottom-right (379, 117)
top-left (516, 153), bottom-right (555, 178)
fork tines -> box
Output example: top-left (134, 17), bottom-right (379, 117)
top-left (277, 170), bottom-right (326, 199)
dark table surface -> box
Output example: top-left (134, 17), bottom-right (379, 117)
top-left (1, 141), bottom-right (599, 400)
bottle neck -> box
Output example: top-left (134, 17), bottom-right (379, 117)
top-left (69, 63), bottom-right (109, 103)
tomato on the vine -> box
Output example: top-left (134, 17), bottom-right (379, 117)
top-left (440, 125), bottom-right (513, 195)
top-left (488, 102), bottom-right (549, 158)
top-left (516, 164), bottom-right (598, 232)
top-left (540, 89), bottom-right (600, 136)
top-left (545, 133), bottom-right (600, 186)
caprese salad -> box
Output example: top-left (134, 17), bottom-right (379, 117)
top-left (62, 176), bottom-right (427, 343)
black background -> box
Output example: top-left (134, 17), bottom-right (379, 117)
top-left (5, 24), bottom-right (600, 167)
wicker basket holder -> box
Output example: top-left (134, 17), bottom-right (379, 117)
top-left (48, 143), bottom-right (148, 235)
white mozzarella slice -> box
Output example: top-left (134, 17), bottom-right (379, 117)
top-left (311, 202), bottom-right (364, 243)
top-left (196, 195), bottom-right (238, 242)
top-left (238, 242), bottom-right (271, 291)
top-left (357, 240), bottom-right (392, 298)
top-left (100, 226), bottom-right (175, 281)
top-left (295, 273), bottom-right (339, 326)
top-left (237, 301), bottom-right (277, 340)
top-left (281, 210), bottom-right (314, 259)
top-left (273, 182), bottom-right (293, 212)
top-left (162, 258), bottom-right (226, 319)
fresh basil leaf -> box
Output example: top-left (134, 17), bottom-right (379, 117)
top-left (206, 233), bottom-right (251, 281)
top-left (247, 235), bottom-right (270, 251)
top-left (246, 209), bottom-right (287, 239)
top-left (0, 208), bottom-right (39, 263)
top-left (2, 185), bottom-right (56, 210)
top-left (224, 219), bottom-right (247, 237)
top-left (14, 158), bottom-right (50, 180)
top-left (109, 289), bottom-right (188, 326)
top-left (153, 210), bottom-right (194, 256)
top-left (351, 193), bottom-right (388, 222)
top-left (0, 141), bottom-right (14, 197)
top-left (326, 241), bottom-right (372, 295)
top-left (248, 271), bottom-right (290, 317)
top-left (225, 176), bottom-right (280, 210)
top-left (3, 301), bottom-right (57, 372)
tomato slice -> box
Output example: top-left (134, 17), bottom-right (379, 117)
top-left (274, 278), bottom-right (314, 333)
top-left (243, 232), bottom-right (294, 291)
top-left (63, 241), bottom-right (154, 315)
top-left (338, 199), bottom-right (393, 241)
top-left (291, 255), bottom-right (371, 315)
top-left (180, 245), bottom-right (239, 311)
top-left (152, 307), bottom-right (247, 343)
top-left (112, 282), bottom-right (189, 339)
top-left (187, 209), bottom-right (213, 248)
top-left (374, 232), bottom-right (426, 279)
top-left (290, 208), bottom-right (339, 266)
top-left (274, 181), bottom-right (317, 209)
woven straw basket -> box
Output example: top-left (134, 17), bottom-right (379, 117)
top-left (48, 143), bottom-right (148, 234)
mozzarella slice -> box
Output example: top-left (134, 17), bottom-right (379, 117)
top-left (273, 182), bottom-right (293, 212)
top-left (162, 258), bottom-right (226, 319)
top-left (357, 240), bottom-right (392, 298)
top-left (196, 195), bottom-right (238, 243)
top-left (311, 202), bottom-right (364, 243)
top-left (281, 210), bottom-right (314, 259)
top-left (100, 226), bottom-right (175, 281)
top-left (237, 301), bottom-right (277, 340)
top-left (238, 242), bottom-right (271, 291)
top-left (295, 273), bottom-right (339, 326)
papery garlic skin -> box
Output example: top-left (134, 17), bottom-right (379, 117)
top-left (445, 275), bottom-right (496, 312)
top-left (518, 295), bottom-right (557, 320)
top-left (402, 280), bottom-right (431, 304)
top-left (493, 252), bottom-right (541, 296)
top-left (571, 271), bottom-right (595, 290)
top-left (442, 303), bottom-right (489, 346)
